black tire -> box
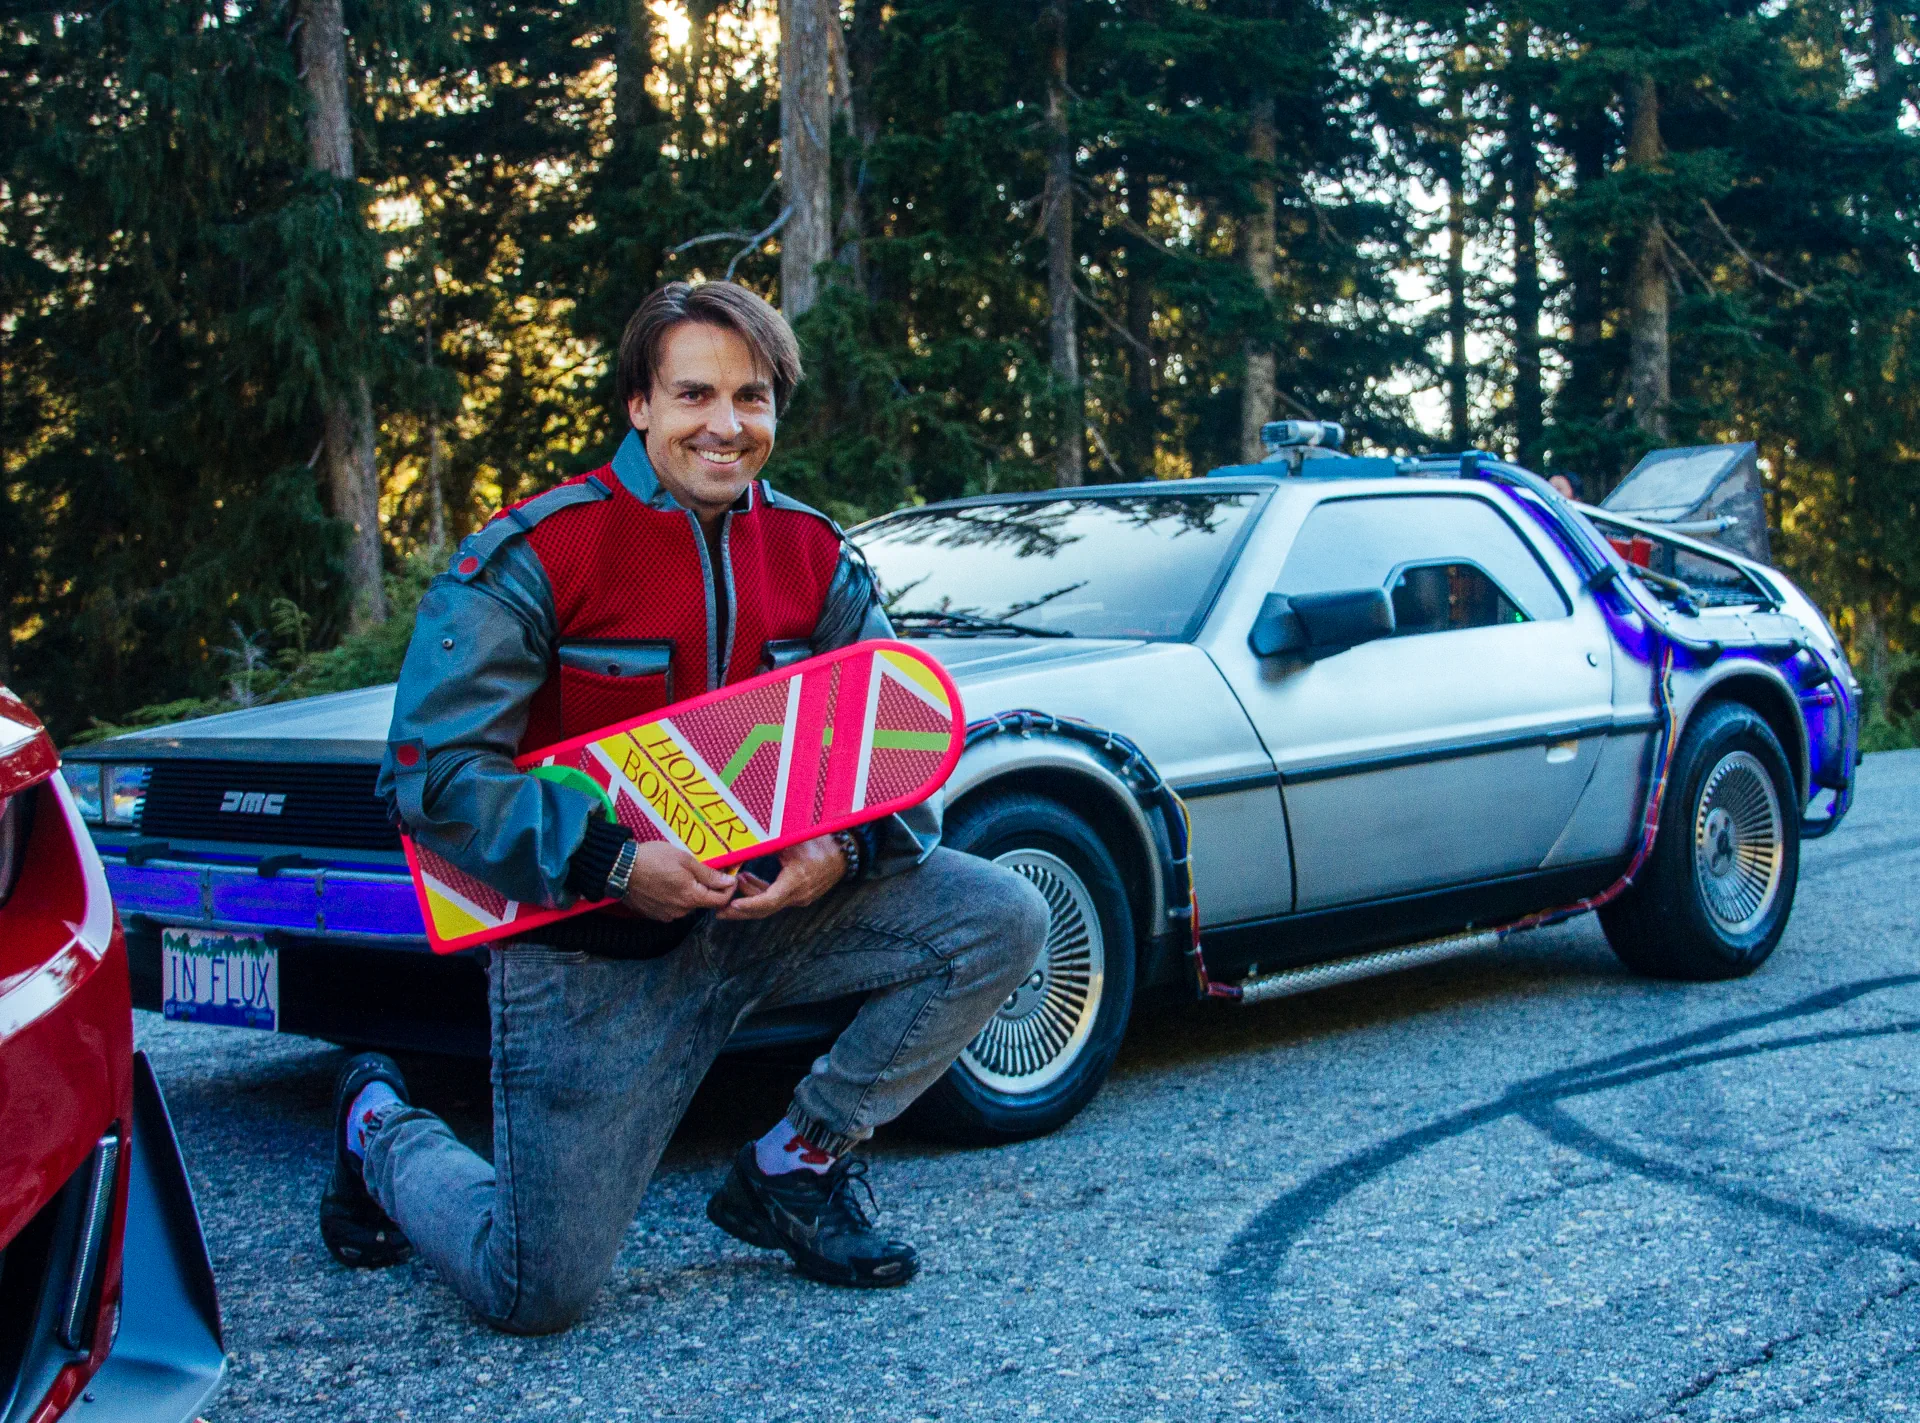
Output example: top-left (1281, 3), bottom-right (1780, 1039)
top-left (1599, 700), bottom-right (1801, 981)
top-left (902, 792), bottom-right (1137, 1145)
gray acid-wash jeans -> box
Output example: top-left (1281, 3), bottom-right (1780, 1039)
top-left (360, 847), bottom-right (1047, 1334)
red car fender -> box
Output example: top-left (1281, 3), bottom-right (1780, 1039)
top-left (0, 694), bottom-right (135, 1418)
top-left (0, 751), bottom-right (130, 1249)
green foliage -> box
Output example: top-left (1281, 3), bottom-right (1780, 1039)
top-left (69, 552), bottom-right (440, 743)
top-left (285, 553), bottom-right (439, 697)
top-left (7, 0), bottom-right (1920, 744)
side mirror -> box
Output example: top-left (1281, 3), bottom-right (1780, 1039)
top-left (1249, 594), bottom-right (1307, 657)
top-left (1249, 587), bottom-right (1395, 660)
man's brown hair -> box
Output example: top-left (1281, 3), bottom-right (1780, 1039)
top-left (616, 281), bottom-right (804, 415)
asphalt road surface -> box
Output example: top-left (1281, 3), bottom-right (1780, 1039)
top-left (140, 750), bottom-right (1920, 1423)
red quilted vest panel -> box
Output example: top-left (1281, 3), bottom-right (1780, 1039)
top-left (513, 473), bottom-right (842, 753)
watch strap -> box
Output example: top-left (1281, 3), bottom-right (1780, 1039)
top-left (604, 836), bottom-right (640, 901)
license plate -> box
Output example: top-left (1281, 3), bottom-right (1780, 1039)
top-left (161, 930), bottom-right (279, 1032)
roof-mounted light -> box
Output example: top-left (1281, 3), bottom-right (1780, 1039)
top-left (1260, 420), bottom-right (1346, 452)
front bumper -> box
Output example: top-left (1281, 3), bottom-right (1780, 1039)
top-left (107, 844), bottom-right (493, 1057)
top-left (105, 850), bottom-right (857, 1060)
top-left (103, 848), bottom-right (427, 945)
top-left (4, 1055), bottom-right (222, 1423)
top-left (74, 1053), bottom-right (225, 1423)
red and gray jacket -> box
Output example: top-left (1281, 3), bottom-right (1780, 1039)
top-left (377, 430), bottom-right (939, 940)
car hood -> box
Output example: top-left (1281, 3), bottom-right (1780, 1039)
top-left (66, 638), bottom-right (1151, 763)
top-left (67, 684), bottom-right (401, 764)
top-left (914, 637), bottom-right (1145, 682)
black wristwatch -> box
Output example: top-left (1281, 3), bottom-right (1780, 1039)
top-left (603, 837), bottom-right (640, 901)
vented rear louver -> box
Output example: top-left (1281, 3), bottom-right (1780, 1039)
top-left (136, 760), bottom-right (399, 852)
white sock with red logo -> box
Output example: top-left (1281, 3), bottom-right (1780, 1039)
top-left (346, 1081), bottom-right (401, 1159)
top-left (753, 1120), bottom-right (835, 1176)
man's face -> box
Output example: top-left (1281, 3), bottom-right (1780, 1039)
top-left (628, 321), bottom-right (777, 523)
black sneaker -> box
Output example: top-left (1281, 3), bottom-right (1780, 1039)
top-left (706, 1144), bottom-right (918, 1288)
top-left (319, 1053), bottom-right (414, 1269)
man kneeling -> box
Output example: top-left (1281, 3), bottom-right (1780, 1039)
top-left (319, 281), bottom-right (1048, 1333)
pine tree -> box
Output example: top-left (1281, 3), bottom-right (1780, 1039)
top-left (1504, 18), bottom-right (1545, 464)
top-left (297, 0), bottom-right (387, 627)
top-left (781, 0), bottom-right (836, 316)
top-left (1043, 0), bottom-right (1084, 486)
top-left (2, 0), bottom-right (378, 735)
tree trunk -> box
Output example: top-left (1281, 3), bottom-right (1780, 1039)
top-left (613, 0), bottom-right (654, 135)
top-left (1869, 3), bottom-right (1916, 115)
top-left (685, 0), bottom-right (713, 110)
top-left (1625, 72), bottom-right (1669, 442)
top-left (1125, 179), bottom-right (1156, 472)
top-left (1443, 74), bottom-right (1470, 450)
top-left (830, 6), bottom-right (862, 290)
top-left (426, 414), bottom-right (447, 551)
top-left (1119, 0), bottom-right (1157, 474)
top-left (1043, 0), bottom-right (1082, 487)
top-left (847, 0), bottom-right (885, 304)
top-left (1507, 23), bottom-right (1542, 465)
top-left (424, 304), bottom-right (447, 550)
top-left (1240, 79), bottom-right (1278, 463)
top-left (1871, 2), bottom-right (1898, 90)
top-left (298, 0), bottom-right (385, 629)
top-left (322, 383), bottom-right (383, 623)
top-left (780, 0), bottom-right (834, 317)
top-left (1563, 108), bottom-right (1607, 460)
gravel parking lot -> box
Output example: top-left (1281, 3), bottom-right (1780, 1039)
top-left (142, 750), bottom-right (1920, 1423)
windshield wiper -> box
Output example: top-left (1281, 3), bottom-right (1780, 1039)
top-left (889, 609), bottom-right (1075, 639)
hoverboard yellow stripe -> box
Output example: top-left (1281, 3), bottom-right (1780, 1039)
top-left (426, 885), bottom-right (493, 942)
top-left (877, 649), bottom-right (950, 711)
top-left (624, 722), bottom-right (763, 856)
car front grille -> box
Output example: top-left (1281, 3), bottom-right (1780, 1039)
top-left (136, 760), bottom-right (399, 852)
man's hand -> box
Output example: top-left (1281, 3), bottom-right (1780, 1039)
top-left (618, 841), bottom-right (739, 921)
top-left (716, 835), bottom-right (847, 921)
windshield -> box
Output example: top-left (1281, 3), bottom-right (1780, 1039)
top-left (853, 491), bottom-right (1262, 640)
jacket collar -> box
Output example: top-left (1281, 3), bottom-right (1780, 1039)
top-left (611, 430), bottom-right (759, 514)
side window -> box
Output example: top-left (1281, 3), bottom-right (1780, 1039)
top-left (1274, 494), bottom-right (1570, 626)
top-left (1389, 562), bottom-right (1525, 635)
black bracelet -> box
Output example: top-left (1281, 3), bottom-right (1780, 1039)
top-left (831, 829), bottom-right (863, 882)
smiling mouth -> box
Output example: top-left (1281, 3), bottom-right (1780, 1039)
top-left (692, 448), bottom-right (746, 467)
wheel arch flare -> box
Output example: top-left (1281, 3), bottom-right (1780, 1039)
top-left (948, 711), bottom-right (1205, 992)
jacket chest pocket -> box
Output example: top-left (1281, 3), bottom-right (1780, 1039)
top-left (556, 641), bottom-right (674, 737)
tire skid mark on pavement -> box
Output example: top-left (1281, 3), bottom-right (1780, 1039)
top-left (1803, 832), bottom-right (1920, 881)
top-left (1533, 1105), bottom-right (1920, 1423)
top-left (1213, 973), bottom-right (1920, 1416)
top-left (1525, 1050), bottom-right (1920, 1261)
top-left (1631, 1271), bottom-right (1920, 1423)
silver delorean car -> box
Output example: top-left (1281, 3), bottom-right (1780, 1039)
top-left (64, 429), bottom-right (1860, 1143)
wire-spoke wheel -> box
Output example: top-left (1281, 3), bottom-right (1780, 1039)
top-left (960, 848), bottom-right (1106, 1094)
top-left (904, 792), bottom-right (1136, 1145)
top-left (1601, 700), bottom-right (1801, 982)
top-left (1692, 749), bottom-right (1785, 936)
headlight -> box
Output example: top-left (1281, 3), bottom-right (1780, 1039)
top-left (105, 764), bottom-right (149, 826)
top-left (59, 763), bottom-right (147, 827)
top-left (62, 763), bottom-right (104, 823)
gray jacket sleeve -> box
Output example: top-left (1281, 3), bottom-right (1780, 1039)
top-left (810, 548), bottom-right (944, 878)
top-left (377, 538), bottom-right (601, 909)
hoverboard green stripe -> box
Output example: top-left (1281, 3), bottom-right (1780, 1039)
top-left (717, 724), bottom-right (785, 786)
top-left (870, 730), bottom-right (952, 751)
